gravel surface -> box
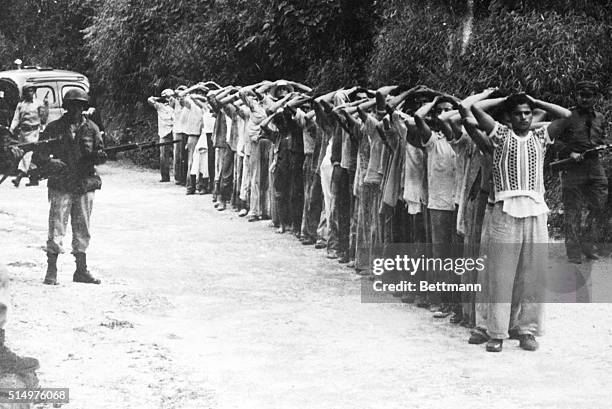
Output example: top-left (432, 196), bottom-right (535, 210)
top-left (1, 161), bottom-right (611, 409)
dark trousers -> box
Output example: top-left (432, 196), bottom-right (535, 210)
top-left (330, 166), bottom-right (351, 256)
top-left (219, 146), bottom-right (234, 203)
top-left (428, 208), bottom-right (459, 306)
top-left (290, 151), bottom-right (305, 234)
top-left (562, 165), bottom-right (608, 259)
top-left (300, 154), bottom-right (322, 241)
top-left (159, 132), bottom-right (172, 181)
top-left (232, 154), bottom-right (244, 208)
top-left (173, 132), bottom-right (187, 184)
top-left (274, 139), bottom-right (292, 227)
top-left (206, 133), bottom-right (215, 191)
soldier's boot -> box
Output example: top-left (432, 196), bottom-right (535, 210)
top-left (72, 253), bottom-right (101, 285)
top-left (43, 253), bottom-right (59, 285)
top-left (0, 329), bottom-right (39, 374)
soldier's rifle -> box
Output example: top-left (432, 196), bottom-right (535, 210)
top-left (1, 135), bottom-right (181, 185)
top-left (0, 131), bottom-right (60, 185)
top-left (549, 144), bottom-right (612, 172)
top-left (103, 138), bottom-right (181, 155)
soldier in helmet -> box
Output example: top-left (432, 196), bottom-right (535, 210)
top-left (33, 88), bottom-right (107, 285)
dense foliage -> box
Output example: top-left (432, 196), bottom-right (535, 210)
top-left (1, 0), bottom-right (611, 235)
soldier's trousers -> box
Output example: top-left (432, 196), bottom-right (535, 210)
top-left (562, 165), bottom-right (608, 260)
top-left (46, 189), bottom-right (95, 255)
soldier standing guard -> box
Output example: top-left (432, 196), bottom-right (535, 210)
top-left (33, 88), bottom-right (107, 285)
top-left (554, 81), bottom-right (609, 263)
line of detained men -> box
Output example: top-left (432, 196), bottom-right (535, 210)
top-left (148, 80), bottom-right (609, 353)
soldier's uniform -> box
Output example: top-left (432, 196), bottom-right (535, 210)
top-left (555, 88), bottom-right (609, 262)
top-left (33, 89), bottom-right (106, 285)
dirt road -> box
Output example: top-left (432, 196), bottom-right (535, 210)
top-left (1, 162), bottom-right (611, 409)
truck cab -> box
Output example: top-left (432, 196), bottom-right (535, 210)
top-left (0, 66), bottom-right (90, 128)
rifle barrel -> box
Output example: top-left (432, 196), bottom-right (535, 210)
top-left (103, 139), bottom-right (181, 154)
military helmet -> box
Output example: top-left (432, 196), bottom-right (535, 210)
top-left (63, 88), bottom-right (89, 104)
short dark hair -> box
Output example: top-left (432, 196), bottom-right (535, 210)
top-left (434, 96), bottom-right (457, 111)
top-left (503, 93), bottom-right (535, 114)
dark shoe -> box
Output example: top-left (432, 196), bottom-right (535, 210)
top-left (508, 328), bottom-right (520, 340)
top-left (450, 311), bottom-right (463, 324)
top-left (486, 339), bottom-right (503, 352)
top-left (518, 334), bottom-right (539, 351)
top-left (159, 178), bottom-right (170, 183)
top-left (186, 190), bottom-right (196, 195)
top-left (337, 254), bottom-right (349, 264)
top-left (11, 177), bottom-right (21, 188)
top-left (468, 332), bottom-right (490, 344)
top-left (355, 268), bottom-right (371, 276)
top-left (43, 253), bottom-right (59, 285)
top-left (314, 241), bottom-right (327, 249)
top-left (0, 330), bottom-right (40, 374)
top-left (73, 253), bottom-right (101, 284)
top-left (301, 238), bottom-right (316, 245)
top-left (25, 178), bottom-right (39, 186)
